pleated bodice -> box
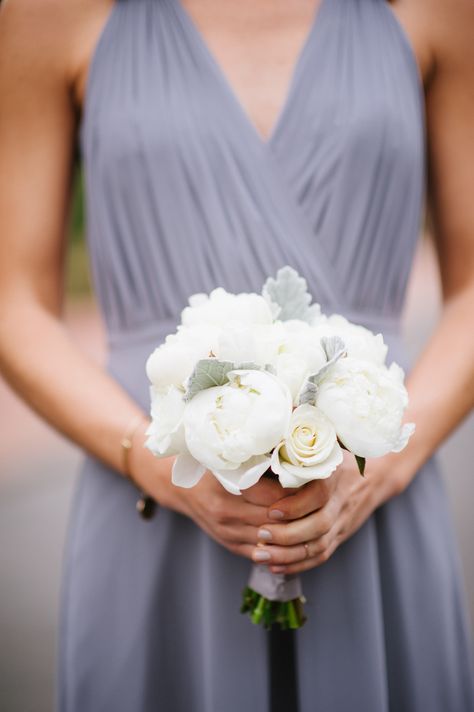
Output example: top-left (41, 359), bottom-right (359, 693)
top-left (80, 0), bottom-right (425, 354)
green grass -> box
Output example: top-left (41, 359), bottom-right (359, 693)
top-left (65, 164), bottom-right (91, 299)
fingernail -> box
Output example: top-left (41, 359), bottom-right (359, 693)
top-left (258, 528), bottom-right (272, 541)
top-left (271, 566), bottom-right (286, 574)
top-left (269, 509), bottom-right (284, 520)
top-left (254, 549), bottom-right (271, 561)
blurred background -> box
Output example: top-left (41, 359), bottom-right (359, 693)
top-left (0, 165), bottom-right (473, 712)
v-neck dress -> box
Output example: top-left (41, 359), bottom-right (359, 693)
top-left (59, 0), bottom-right (474, 710)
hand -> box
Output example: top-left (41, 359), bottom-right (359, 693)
top-left (131, 425), bottom-right (275, 561)
top-left (250, 451), bottom-right (407, 574)
top-left (178, 470), bottom-right (281, 560)
top-left (241, 474), bottom-right (294, 507)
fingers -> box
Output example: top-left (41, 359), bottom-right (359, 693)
top-left (250, 498), bottom-right (342, 568)
top-left (205, 489), bottom-right (271, 527)
top-left (241, 476), bottom-right (288, 507)
top-left (252, 534), bottom-right (331, 565)
top-left (267, 478), bottom-right (335, 521)
top-left (219, 523), bottom-right (261, 547)
top-left (269, 536), bottom-right (341, 575)
top-left (229, 500), bottom-right (277, 527)
top-left (256, 500), bottom-right (338, 547)
top-left (226, 542), bottom-right (255, 560)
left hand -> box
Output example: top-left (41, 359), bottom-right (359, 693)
top-left (249, 451), bottom-right (408, 574)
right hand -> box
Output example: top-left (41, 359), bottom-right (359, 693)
top-left (177, 470), bottom-right (281, 560)
top-left (131, 423), bottom-right (273, 561)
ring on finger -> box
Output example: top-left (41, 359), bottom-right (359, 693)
top-left (303, 542), bottom-right (311, 559)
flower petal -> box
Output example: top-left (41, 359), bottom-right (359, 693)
top-left (212, 455), bottom-right (271, 494)
top-left (391, 422), bottom-right (416, 453)
top-left (270, 440), bottom-right (342, 485)
top-left (172, 452), bottom-right (206, 488)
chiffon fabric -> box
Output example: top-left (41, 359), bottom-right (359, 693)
top-left (59, 0), bottom-right (474, 709)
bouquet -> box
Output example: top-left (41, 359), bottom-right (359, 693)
top-left (144, 266), bottom-right (414, 629)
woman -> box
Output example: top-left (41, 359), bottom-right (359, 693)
top-left (0, 0), bottom-right (473, 709)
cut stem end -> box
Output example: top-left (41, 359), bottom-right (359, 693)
top-left (240, 586), bottom-right (307, 630)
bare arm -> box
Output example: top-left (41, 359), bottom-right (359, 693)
top-left (399, 0), bottom-right (474, 483)
top-left (0, 0), bottom-right (275, 556)
top-left (248, 0), bottom-right (474, 572)
top-left (0, 0), bottom-right (147, 478)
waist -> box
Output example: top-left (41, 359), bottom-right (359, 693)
top-left (105, 308), bottom-right (403, 348)
top-left (107, 316), bottom-right (180, 349)
top-left (104, 310), bottom-right (411, 413)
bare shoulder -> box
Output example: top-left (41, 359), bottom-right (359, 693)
top-left (422, 0), bottom-right (474, 60)
top-left (0, 0), bottom-right (114, 112)
top-left (393, 0), bottom-right (474, 80)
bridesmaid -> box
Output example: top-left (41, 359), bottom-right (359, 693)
top-left (0, 1), bottom-right (473, 711)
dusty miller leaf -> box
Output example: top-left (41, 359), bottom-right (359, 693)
top-left (184, 358), bottom-right (235, 401)
top-left (321, 335), bottom-right (346, 362)
top-left (311, 336), bottom-right (347, 387)
top-left (262, 266), bottom-right (319, 323)
top-left (297, 336), bottom-right (347, 406)
top-left (184, 359), bottom-right (265, 401)
top-left (298, 381), bottom-right (318, 406)
top-left (264, 363), bottom-right (277, 376)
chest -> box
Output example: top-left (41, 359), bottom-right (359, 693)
top-left (78, 0), bottom-right (427, 150)
top-left (177, 0), bottom-right (325, 143)
top-left (79, 0), bottom-right (426, 330)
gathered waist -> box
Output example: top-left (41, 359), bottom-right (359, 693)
top-left (103, 309), bottom-right (411, 413)
top-left (106, 316), bottom-right (180, 349)
top-left (105, 309), bottom-right (403, 350)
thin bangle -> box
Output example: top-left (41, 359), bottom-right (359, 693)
top-left (120, 414), bottom-right (157, 520)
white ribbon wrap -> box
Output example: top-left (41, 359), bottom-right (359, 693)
top-left (248, 564), bottom-right (303, 602)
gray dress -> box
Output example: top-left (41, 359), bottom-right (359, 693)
top-left (59, 0), bottom-right (474, 709)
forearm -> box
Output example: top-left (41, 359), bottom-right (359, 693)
top-left (0, 299), bottom-right (148, 476)
top-left (385, 284), bottom-right (474, 491)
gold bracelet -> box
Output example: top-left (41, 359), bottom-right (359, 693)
top-left (121, 414), bottom-right (146, 479)
top-left (120, 414), bottom-right (157, 520)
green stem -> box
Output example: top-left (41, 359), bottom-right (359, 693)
top-left (240, 587), bottom-right (307, 630)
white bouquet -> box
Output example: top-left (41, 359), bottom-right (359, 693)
top-left (144, 267), bottom-right (414, 629)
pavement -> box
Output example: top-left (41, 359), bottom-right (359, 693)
top-left (0, 240), bottom-right (473, 712)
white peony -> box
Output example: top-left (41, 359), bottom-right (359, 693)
top-left (146, 324), bottom-right (221, 390)
top-left (215, 324), bottom-right (261, 365)
top-left (271, 404), bottom-right (343, 487)
top-left (174, 369), bottom-right (292, 494)
top-left (181, 287), bottom-right (275, 328)
top-left (259, 320), bottom-right (327, 404)
top-left (276, 320), bottom-right (328, 368)
top-left (207, 320), bottom-right (327, 403)
top-left (145, 385), bottom-right (186, 457)
top-left (274, 352), bottom-right (311, 404)
top-left (313, 314), bottom-right (388, 365)
top-left (146, 340), bottom-right (199, 391)
top-left (316, 358), bottom-right (415, 458)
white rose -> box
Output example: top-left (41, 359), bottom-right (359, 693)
top-left (175, 369), bottom-right (292, 494)
top-left (314, 314), bottom-right (388, 365)
top-left (316, 358), bottom-right (415, 458)
top-left (145, 385), bottom-right (186, 457)
top-left (271, 404), bottom-right (343, 487)
top-left (181, 287), bottom-right (274, 327)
